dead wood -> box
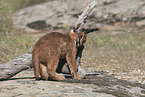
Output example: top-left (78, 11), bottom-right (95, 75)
top-left (0, 48), bottom-right (33, 81)
top-left (73, 0), bottom-right (97, 33)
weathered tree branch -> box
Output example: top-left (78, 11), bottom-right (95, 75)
top-left (0, 48), bottom-right (33, 80)
top-left (73, 0), bottom-right (97, 33)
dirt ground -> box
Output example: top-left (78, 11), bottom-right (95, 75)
top-left (0, 69), bottom-right (114, 97)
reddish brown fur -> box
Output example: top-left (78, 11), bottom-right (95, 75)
top-left (32, 28), bottom-right (98, 80)
top-left (32, 30), bottom-right (84, 80)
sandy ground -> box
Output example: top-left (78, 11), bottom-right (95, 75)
top-left (0, 69), bottom-right (114, 97)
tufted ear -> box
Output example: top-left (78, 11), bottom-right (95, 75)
top-left (85, 28), bottom-right (99, 34)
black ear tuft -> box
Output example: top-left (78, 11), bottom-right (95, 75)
top-left (86, 28), bottom-right (99, 34)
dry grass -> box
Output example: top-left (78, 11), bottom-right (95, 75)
top-left (0, 31), bottom-right (39, 63)
top-left (81, 28), bottom-right (145, 83)
top-left (0, 0), bottom-right (51, 63)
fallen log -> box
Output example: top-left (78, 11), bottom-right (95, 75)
top-left (0, 48), bottom-right (33, 80)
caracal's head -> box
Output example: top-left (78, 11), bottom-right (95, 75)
top-left (69, 28), bottom-right (99, 47)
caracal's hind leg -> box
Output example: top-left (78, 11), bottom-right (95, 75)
top-left (33, 58), bottom-right (40, 80)
top-left (47, 57), bottom-right (65, 81)
top-left (66, 53), bottom-right (83, 80)
top-left (40, 63), bottom-right (49, 80)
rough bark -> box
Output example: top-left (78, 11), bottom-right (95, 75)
top-left (0, 48), bottom-right (33, 81)
top-left (73, 0), bottom-right (97, 33)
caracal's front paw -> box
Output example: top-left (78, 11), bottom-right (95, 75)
top-left (74, 75), bottom-right (83, 80)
